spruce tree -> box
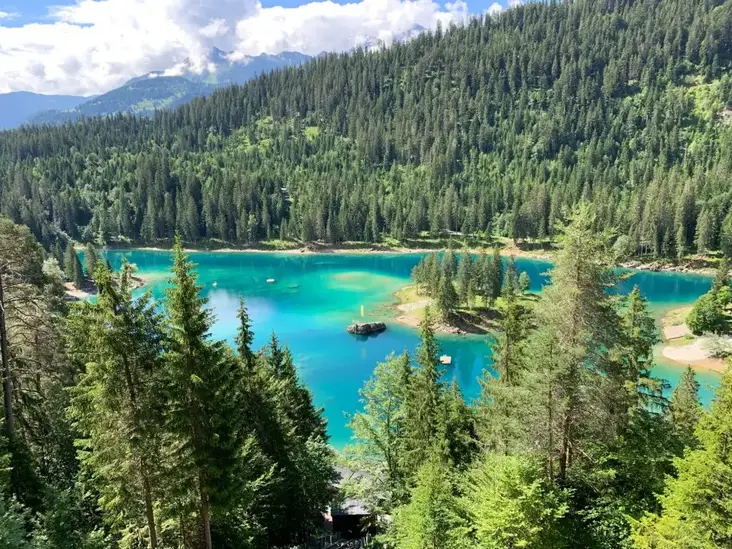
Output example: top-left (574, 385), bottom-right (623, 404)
top-left (457, 252), bottom-right (474, 307)
top-left (403, 310), bottom-right (444, 471)
top-left (669, 366), bottom-right (702, 452)
top-left (84, 243), bottom-right (99, 279)
top-left (634, 368), bottom-right (732, 548)
top-left (164, 237), bottom-right (254, 549)
top-left (390, 457), bottom-right (467, 549)
top-left (436, 268), bottom-right (459, 319)
top-left (64, 245), bottom-right (84, 288)
top-left (67, 262), bottom-right (166, 548)
top-left (524, 203), bottom-right (622, 481)
top-left (489, 249), bottom-right (503, 304)
top-left (235, 299), bottom-right (255, 368)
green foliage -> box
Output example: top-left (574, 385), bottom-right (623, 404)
top-left (346, 353), bottom-right (411, 511)
top-left (633, 368), bottom-right (732, 549)
top-left (686, 290), bottom-right (729, 334)
top-left (63, 245), bottom-right (84, 288)
top-left (669, 367), bottom-right (703, 452)
top-left (389, 458), bottom-right (468, 549)
top-left (463, 454), bottom-right (568, 549)
top-left (83, 244), bottom-right (99, 279)
top-left (67, 262), bottom-right (167, 548)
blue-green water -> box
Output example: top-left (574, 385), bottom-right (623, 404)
top-left (105, 250), bottom-right (718, 447)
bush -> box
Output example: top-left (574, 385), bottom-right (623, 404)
top-left (686, 291), bottom-right (727, 335)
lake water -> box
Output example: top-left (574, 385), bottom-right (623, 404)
top-left (104, 250), bottom-right (718, 448)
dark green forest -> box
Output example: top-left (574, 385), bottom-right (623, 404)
top-left (2, 0), bottom-right (732, 257)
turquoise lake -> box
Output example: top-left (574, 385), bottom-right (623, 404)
top-left (105, 250), bottom-right (719, 448)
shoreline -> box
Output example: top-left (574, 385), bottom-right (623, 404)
top-left (658, 305), bottom-right (727, 373)
top-left (106, 242), bottom-right (718, 276)
top-left (64, 273), bottom-right (149, 301)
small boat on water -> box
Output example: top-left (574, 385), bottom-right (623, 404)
top-left (347, 322), bottom-right (387, 335)
top-left (267, 278), bottom-right (275, 283)
top-left (440, 355), bottom-right (452, 365)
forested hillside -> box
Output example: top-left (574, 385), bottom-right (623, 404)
top-left (1, 0), bottom-right (731, 257)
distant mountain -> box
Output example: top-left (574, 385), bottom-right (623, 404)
top-left (0, 92), bottom-right (88, 130)
top-left (29, 50), bottom-right (311, 126)
top-left (183, 49), bottom-right (311, 86)
top-left (29, 76), bottom-right (211, 125)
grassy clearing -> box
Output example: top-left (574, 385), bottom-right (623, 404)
top-left (661, 306), bottom-right (693, 328)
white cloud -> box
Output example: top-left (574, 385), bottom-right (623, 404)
top-left (234, 0), bottom-right (468, 58)
top-left (486, 2), bottom-right (503, 15)
top-left (508, 0), bottom-right (523, 6)
top-left (0, 0), bottom-right (468, 96)
top-left (0, 10), bottom-right (16, 19)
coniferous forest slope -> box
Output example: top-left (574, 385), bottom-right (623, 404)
top-left (2, 0), bottom-right (732, 258)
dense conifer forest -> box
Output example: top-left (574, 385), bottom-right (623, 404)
top-left (1, 0), bottom-right (732, 257)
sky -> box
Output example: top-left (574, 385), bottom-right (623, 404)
top-left (0, 0), bottom-right (519, 96)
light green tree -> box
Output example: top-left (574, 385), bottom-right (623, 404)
top-left (390, 457), bottom-right (469, 549)
top-left (67, 262), bottom-right (166, 549)
top-left (346, 352), bottom-right (412, 510)
top-left (634, 368), bottom-right (732, 549)
top-left (669, 367), bottom-right (702, 452)
top-left (463, 454), bottom-right (568, 549)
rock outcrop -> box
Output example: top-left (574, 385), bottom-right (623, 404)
top-left (347, 322), bottom-right (387, 335)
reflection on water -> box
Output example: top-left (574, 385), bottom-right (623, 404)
top-left (105, 250), bottom-right (715, 447)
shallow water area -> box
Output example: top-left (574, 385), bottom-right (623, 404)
top-left (105, 250), bottom-right (717, 447)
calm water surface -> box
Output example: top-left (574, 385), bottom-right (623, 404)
top-left (105, 250), bottom-right (718, 447)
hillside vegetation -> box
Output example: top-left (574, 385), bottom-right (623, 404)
top-left (1, 0), bottom-right (731, 257)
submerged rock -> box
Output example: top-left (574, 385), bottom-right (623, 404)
top-left (347, 321), bottom-right (387, 335)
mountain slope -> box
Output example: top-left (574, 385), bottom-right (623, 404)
top-left (1, 0), bottom-right (731, 259)
top-left (29, 50), bottom-right (311, 125)
top-left (0, 92), bottom-right (88, 129)
top-left (29, 76), bottom-right (212, 125)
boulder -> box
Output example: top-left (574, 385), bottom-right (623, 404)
top-left (347, 322), bottom-right (387, 335)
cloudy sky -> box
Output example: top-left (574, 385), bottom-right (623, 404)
top-left (0, 0), bottom-right (519, 96)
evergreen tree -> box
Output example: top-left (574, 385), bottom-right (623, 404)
top-left (67, 262), bottom-right (166, 549)
top-left (634, 368), bottom-right (732, 548)
top-left (84, 243), bottom-right (99, 279)
top-left (436, 268), bottom-right (459, 319)
top-left (164, 237), bottom-right (255, 549)
top-left (524, 203), bottom-right (622, 481)
top-left (456, 252), bottom-right (474, 308)
top-left (669, 367), bottom-right (702, 452)
top-left (390, 457), bottom-right (467, 549)
top-left (235, 298), bottom-right (255, 368)
top-left (478, 287), bottom-right (532, 454)
top-left (64, 245), bottom-right (84, 288)
top-left (463, 454), bottom-right (568, 549)
top-left (489, 249), bottom-right (503, 304)
top-left (403, 310), bottom-right (445, 471)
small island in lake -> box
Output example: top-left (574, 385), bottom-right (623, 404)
top-left (393, 249), bottom-right (536, 335)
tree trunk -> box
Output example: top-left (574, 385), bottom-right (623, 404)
top-left (0, 271), bottom-right (13, 439)
top-left (199, 474), bottom-right (213, 549)
top-left (143, 475), bottom-right (159, 549)
top-left (122, 358), bottom-right (158, 549)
